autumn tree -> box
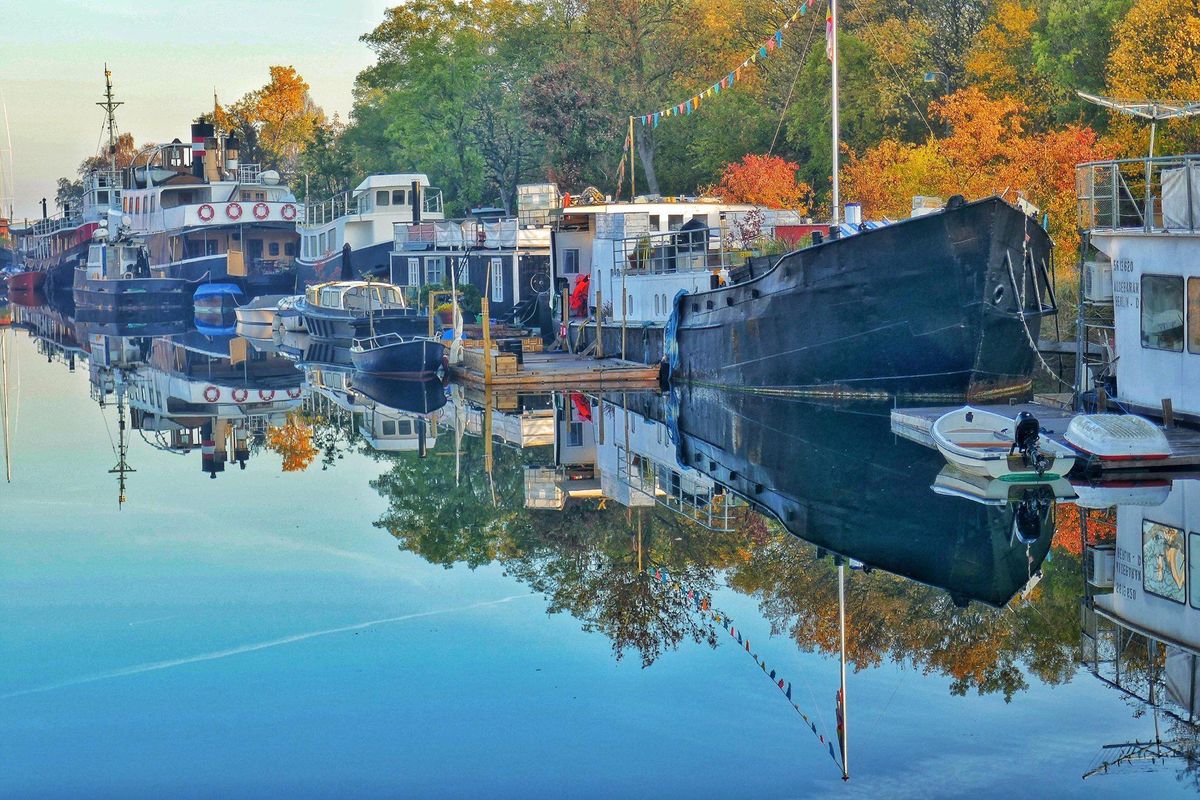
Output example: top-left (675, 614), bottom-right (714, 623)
top-left (965, 0), bottom-right (1057, 123)
top-left (266, 412), bottom-right (319, 472)
top-left (1105, 0), bottom-right (1200, 155)
top-left (212, 66), bottom-right (325, 174)
top-left (711, 153), bottom-right (813, 210)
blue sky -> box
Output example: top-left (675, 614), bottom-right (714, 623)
top-left (0, 0), bottom-right (395, 221)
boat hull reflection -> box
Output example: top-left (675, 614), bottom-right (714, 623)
top-left (667, 386), bottom-right (1054, 607)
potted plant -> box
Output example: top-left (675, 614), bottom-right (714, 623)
top-left (435, 301), bottom-right (455, 324)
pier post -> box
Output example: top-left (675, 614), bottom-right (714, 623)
top-left (561, 286), bottom-right (570, 354)
top-left (1163, 398), bottom-right (1174, 428)
top-left (482, 296), bottom-right (492, 385)
top-left (595, 288), bottom-right (604, 358)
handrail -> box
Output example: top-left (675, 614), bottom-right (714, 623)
top-left (1077, 154), bottom-right (1199, 233)
top-left (614, 225), bottom-right (732, 275)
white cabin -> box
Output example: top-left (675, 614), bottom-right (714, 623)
top-left (298, 174), bottom-right (444, 266)
top-left (1078, 155), bottom-right (1200, 421)
top-left (554, 199), bottom-right (808, 325)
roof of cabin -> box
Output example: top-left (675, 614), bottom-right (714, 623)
top-left (353, 174), bottom-right (432, 195)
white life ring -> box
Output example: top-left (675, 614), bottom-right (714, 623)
top-left (203, 385), bottom-right (220, 402)
top-left (232, 388), bottom-right (249, 403)
top-left (253, 202), bottom-right (270, 220)
top-left (258, 389), bottom-right (276, 401)
top-left (280, 203), bottom-right (297, 221)
top-left (198, 204), bottom-right (216, 222)
top-left (226, 202), bottom-right (243, 221)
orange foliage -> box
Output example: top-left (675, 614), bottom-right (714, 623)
top-left (266, 412), bottom-right (318, 472)
top-left (1052, 503), bottom-right (1116, 555)
top-left (843, 88), bottom-right (1114, 255)
top-left (712, 154), bottom-right (813, 211)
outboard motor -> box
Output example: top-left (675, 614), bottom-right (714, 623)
top-left (1012, 487), bottom-right (1052, 545)
top-left (1011, 411), bottom-right (1049, 476)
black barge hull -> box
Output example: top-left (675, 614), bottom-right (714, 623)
top-left (668, 197), bottom-right (1054, 401)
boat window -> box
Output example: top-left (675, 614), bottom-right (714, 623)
top-left (562, 248), bottom-right (580, 274)
top-left (668, 214), bottom-right (684, 231)
top-left (319, 232), bottom-right (327, 254)
top-left (649, 214), bottom-right (660, 231)
top-left (285, 242), bottom-right (296, 257)
top-left (321, 288), bottom-right (341, 307)
top-left (382, 420), bottom-right (396, 436)
top-left (392, 189), bottom-right (407, 206)
top-left (654, 294), bottom-right (660, 315)
top-left (376, 190), bottom-right (390, 207)
top-left (1190, 278), bottom-right (1200, 355)
top-left (1142, 274), bottom-right (1184, 352)
top-left (568, 422), bottom-right (583, 447)
top-left (269, 242), bottom-right (280, 257)
top-left (426, 257), bottom-right (444, 285)
top-left (457, 257), bottom-right (470, 285)
top-left (491, 257), bottom-right (504, 302)
top-left (397, 420), bottom-right (412, 436)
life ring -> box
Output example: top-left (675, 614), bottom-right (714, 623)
top-left (203, 385), bottom-right (220, 402)
top-left (232, 388), bottom-right (249, 403)
top-left (226, 202), bottom-right (243, 221)
top-left (198, 204), bottom-right (215, 222)
top-left (286, 387), bottom-right (302, 399)
top-left (258, 389), bottom-right (276, 401)
top-left (280, 203), bottom-right (297, 221)
top-left (253, 202), bottom-right (270, 220)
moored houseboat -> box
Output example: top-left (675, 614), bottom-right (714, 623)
top-left (283, 280), bottom-right (425, 340)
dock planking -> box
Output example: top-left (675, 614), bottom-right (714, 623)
top-left (890, 402), bottom-right (1200, 477)
top-left (450, 350), bottom-right (663, 389)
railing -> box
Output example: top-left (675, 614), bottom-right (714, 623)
top-left (394, 218), bottom-right (523, 251)
top-left (303, 191), bottom-right (361, 227)
top-left (614, 444), bottom-right (740, 531)
top-left (28, 212), bottom-right (86, 236)
top-left (1077, 155), bottom-right (1200, 233)
top-left (237, 163), bottom-right (264, 184)
top-left (615, 226), bottom-right (731, 276)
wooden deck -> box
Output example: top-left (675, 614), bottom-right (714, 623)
top-left (450, 349), bottom-right (662, 390)
top-left (891, 402), bottom-right (1200, 478)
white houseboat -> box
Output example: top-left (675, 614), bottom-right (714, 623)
top-left (550, 197), bottom-right (811, 362)
top-left (297, 174), bottom-right (445, 285)
top-left (1077, 153), bottom-right (1200, 423)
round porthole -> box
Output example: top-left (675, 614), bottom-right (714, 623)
top-left (993, 284), bottom-right (1006, 304)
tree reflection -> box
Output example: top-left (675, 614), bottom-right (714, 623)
top-left (370, 433), bottom-right (1084, 694)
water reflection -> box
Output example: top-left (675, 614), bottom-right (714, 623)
top-left (5, 298), bottom-right (1200, 790)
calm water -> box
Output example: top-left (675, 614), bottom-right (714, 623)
top-left (1, 313), bottom-right (1197, 798)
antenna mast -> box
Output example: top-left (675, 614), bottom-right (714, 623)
top-left (97, 65), bottom-right (123, 173)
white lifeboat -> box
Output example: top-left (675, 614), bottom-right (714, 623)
top-left (1063, 413), bottom-right (1171, 461)
top-left (931, 406), bottom-right (1078, 480)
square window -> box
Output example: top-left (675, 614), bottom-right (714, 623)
top-left (568, 421), bottom-right (583, 447)
top-left (268, 242), bottom-right (280, 256)
top-left (376, 190), bottom-right (390, 207)
top-left (382, 420), bottom-right (396, 435)
top-left (392, 189), bottom-right (407, 206)
top-left (1142, 275), bottom-right (1185, 351)
top-left (563, 248), bottom-right (580, 274)
top-left (284, 242), bottom-right (296, 257)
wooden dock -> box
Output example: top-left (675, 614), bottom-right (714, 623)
top-left (450, 348), bottom-right (662, 390)
top-left (891, 402), bottom-right (1200, 478)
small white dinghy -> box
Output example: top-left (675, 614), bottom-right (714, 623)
top-left (931, 406), bottom-right (1077, 480)
top-left (932, 465), bottom-right (1076, 506)
top-left (1063, 413), bottom-right (1171, 462)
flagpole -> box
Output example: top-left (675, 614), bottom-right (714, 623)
top-left (830, 0), bottom-right (841, 225)
top-left (629, 116), bottom-right (636, 199)
top-left (838, 561), bottom-right (848, 780)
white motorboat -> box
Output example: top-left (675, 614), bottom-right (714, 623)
top-left (1063, 413), bottom-right (1171, 461)
top-left (1070, 479), bottom-right (1172, 509)
top-left (932, 465), bottom-right (1076, 506)
top-left (234, 294), bottom-right (290, 328)
top-left (274, 295), bottom-right (307, 333)
top-left (931, 406), bottom-right (1078, 480)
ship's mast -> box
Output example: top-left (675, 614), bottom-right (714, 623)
top-left (97, 65), bottom-right (123, 174)
top-left (837, 560), bottom-right (849, 780)
top-left (107, 377), bottom-right (135, 507)
top-left (830, 0), bottom-right (841, 225)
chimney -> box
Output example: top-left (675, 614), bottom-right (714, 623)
top-left (191, 123), bottom-right (213, 179)
top-left (411, 180), bottom-right (422, 223)
top-left (225, 135), bottom-right (240, 176)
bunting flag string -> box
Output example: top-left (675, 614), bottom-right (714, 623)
top-left (631, 2), bottom-right (813, 129)
top-left (646, 565), bottom-right (843, 771)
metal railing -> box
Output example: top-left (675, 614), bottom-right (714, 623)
top-left (1077, 155), bottom-right (1200, 232)
top-left (237, 163), bottom-right (264, 184)
top-left (615, 226), bottom-right (731, 275)
top-left (303, 190), bottom-right (362, 227)
top-left (615, 445), bottom-right (740, 531)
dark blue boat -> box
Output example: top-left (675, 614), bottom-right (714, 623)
top-left (349, 372), bottom-right (447, 415)
top-left (350, 333), bottom-right (445, 377)
top-left (291, 280), bottom-right (426, 339)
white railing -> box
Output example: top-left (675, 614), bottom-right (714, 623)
top-left (1077, 155), bottom-right (1200, 233)
top-left (394, 218), bottom-right (524, 251)
top-left (303, 191), bottom-right (362, 227)
top-left (615, 226), bottom-right (732, 275)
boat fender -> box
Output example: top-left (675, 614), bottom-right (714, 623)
top-left (226, 202), bottom-right (243, 221)
top-left (198, 204), bottom-right (215, 222)
top-left (232, 388), bottom-right (249, 403)
top-left (253, 202), bottom-right (270, 220)
top-left (203, 385), bottom-right (220, 402)
top-left (286, 387), bottom-right (302, 399)
top-left (258, 389), bottom-right (276, 401)
top-left (281, 203), bottom-right (297, 221)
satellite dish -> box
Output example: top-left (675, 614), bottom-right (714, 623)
top-left (530, 272), bottom-right (551, 293)
top-left (260, 170), bottom-right (281, 186)
top-left (121, 215), bottom-right (133, 228)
